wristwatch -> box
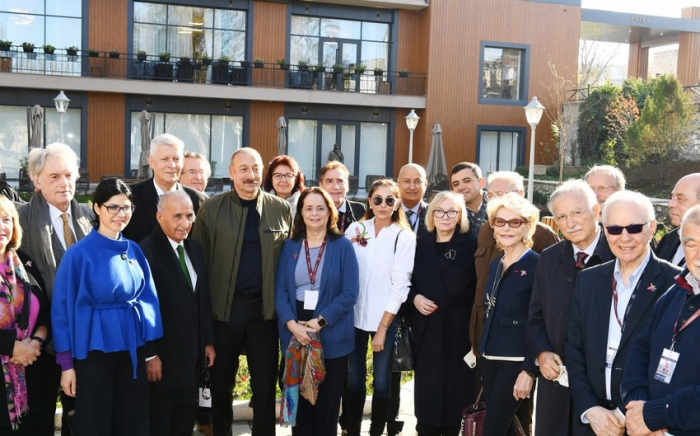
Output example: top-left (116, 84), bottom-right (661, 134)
top-left (316, 316), bottom-right (328, 328)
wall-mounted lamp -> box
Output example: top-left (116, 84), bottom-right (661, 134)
top-left (373, 109), bottom-right (379, 118)
top-left (145, 97), bottom-right (152, 106)
top-left (302, 105), bottom-right (308, 113)
top-left (225, 101), bottom-right (231, 110)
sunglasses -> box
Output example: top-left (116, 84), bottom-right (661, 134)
top-left (605, 222), bottom-right (648, 235)
top-left (491, 217), bottom-right (527, 228)
top-left (371, 196), bottom-right (396, 207)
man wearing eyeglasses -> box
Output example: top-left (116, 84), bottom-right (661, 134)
top-left (450, 162), bottom-right (487, 235)
top-left (469, 171), bottom-right (558, 435)
top-left (655, 173), bottom-right (700, 267)
top-left (124, 134), bottom-right (207, 243)
top-left (527, 180), bottom-right (615, 436)
top-left (584, 165), bottom-right (626, 219)
top-left (565, 191), bottom-right (679, 436)
top-left (180, 151), bottom-right (212, 194)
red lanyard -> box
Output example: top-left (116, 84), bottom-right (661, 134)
top-left (611, 278), bottom-right (623, 329)
top-left (304, 236), bottom-right (327, 289)
top-left (339, 213), bottom-right (346, 233)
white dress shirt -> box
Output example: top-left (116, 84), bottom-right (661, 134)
top-left (49, 203), bottom-right (76, 251)
top-left (345, 219), bottom-right (416, 331)
top-left (167, 237), bottom-right (198, 290)
top-left (572, 226), bottom-right (601, 265)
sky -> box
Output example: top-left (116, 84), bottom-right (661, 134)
top-left (582, 0), bottom-right (700, 18)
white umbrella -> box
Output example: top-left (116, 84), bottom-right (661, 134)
top-left (28, 105), bottom-right (43, 150)
top-left (138, 110), bottom-right (152, 179)
top-left (276, 116), bottom-right (287, 156)
top-left (426, 123), bottom-right (448, 187)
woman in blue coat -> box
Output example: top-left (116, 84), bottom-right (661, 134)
top-left (51, 178), bottom-right (162, 436)
top-left (276, 187), bottom-right (359, 436)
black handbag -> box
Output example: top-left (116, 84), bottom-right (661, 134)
top-left (391, 316), bottom-right (415, 372)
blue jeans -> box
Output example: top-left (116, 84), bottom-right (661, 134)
top-left (347, 320), bottom-right (398, 399)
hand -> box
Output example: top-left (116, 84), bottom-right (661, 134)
top-left (286, 321), bottom-right (315, 346)
top-left (146, 356), bottom-right (162, 382)
top-left (537, 351), bottom-right (563, 381)
top-left (205, 345), bottom-right (216, 367)
top-left (61, 369), bottom-right (76, 397)
top-left (585, 406), bottom-right (625, 436)
top-left (414, 294), bottom-right (438, 316)
top-left (372, 327), bottom-right (387, 353)
top-left (11, 338), bottom-right (40, 367)
top-left (306, 318), bottom-right (322, 332)
top-left (512, 371), bottom-right (534, 400)
top-left (625, 401), bottom-right (652, 436)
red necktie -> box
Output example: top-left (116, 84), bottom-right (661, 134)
top-left (575, 251), bottom-right (588, 270)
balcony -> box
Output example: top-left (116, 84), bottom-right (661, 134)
top-left (0, 48), bottom-right (427, 109)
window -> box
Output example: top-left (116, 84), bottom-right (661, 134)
top-left (129, 112), bottom-right (243, 178)
top-left (477, 127), bottom-right (525, 174)
top-left (0, 105), bottom-right (82, 178)
top-left (479, 42), bottom-right (529, 105)
top-left (133, 3), bottom-right (246, 61)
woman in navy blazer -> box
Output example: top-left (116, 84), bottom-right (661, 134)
top-left (275, 187), bottom-right (359, 436)
top-left (478, 193), bottom-right (540, 436)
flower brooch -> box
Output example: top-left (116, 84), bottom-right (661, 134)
top-left (351, 222), bottom-right (370, 247)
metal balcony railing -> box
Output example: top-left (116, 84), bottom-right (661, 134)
top-left (0, 47), bottom-right (426, 97)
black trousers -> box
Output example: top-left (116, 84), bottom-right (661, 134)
top-left (73, 348), bottom-right (149, 436)
top-left (211, 296), bottom-right (278, 436)
top-left (416, 421), bottom-right (460, 436)
top-left (149, 388), bottom-right (197, 436)
top-left (480, 358), bottom-right (527, 436)
top-left (24, 351), bottom-right (75, 436)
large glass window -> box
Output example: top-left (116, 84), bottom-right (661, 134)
top-left (481, 43), bottom-right (529, 104)
top-left (0, 105), bottom-right (82, 179)
top-left (129, 112), bottom-right (243, 178)
top-left (133, 3), bottom-right (246, 61)
top-left (478, 129), bottom-right (523, 174)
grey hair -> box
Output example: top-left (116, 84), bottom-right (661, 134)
top-left (149, 133), bottom-right (184, 157)
top-left (487, 171), bottom-right (524, 191)
top-left (601, 190), bottom-right (655, 225)
top-left (184, 151), bottom-right (212, 177)
top-left (27, 142), bottom-right (80, 183)
top-left (230, 147), bottom-right (262, 165)
top-left (547, 179), bottom-right (597, 214)
top-left (158, 190), bottom-right (193, 213)
top-left (584, 165), bottom-right (626, 191)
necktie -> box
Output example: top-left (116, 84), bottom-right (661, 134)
top-left (177, 245), bottom-right (194, 290)
top-left (405, 210), bottom-right (415, 229)
top-left (61, 213), bottom-right (76, 249)
top-left (575, 251), bottom-right (588, 270)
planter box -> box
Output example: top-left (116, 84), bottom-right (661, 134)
top-left (131, 61), bottom-right (154, 80)
top-left (212, 62), bottom-right (230, 84)
top-left (136, 53), bottom-right (147, 61)
top-left (154, 62), bottom-right (174, 81)
top-left (289, 71), bottom-right (313, 89)
top-left (176, 61), bottom-right (195, 82)
top-left (231, 67), bottom-right (248, 86)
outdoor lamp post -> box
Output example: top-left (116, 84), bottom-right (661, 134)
top-left (524, 96), bottom-right (545, 202)
top-left (405, 109), bottom-right (420, 164)
top-left (53, 90), bottom-right (70, 143)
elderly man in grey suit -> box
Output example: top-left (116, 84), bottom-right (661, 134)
top-left (18, 142), bottom-right (93, 436)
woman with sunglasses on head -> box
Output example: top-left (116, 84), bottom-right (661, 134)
top-left (51, 178), bottom-right (162, 436)
top-left (408, 191), bottom-right (477, 436)
top-left (478, 193), bottom-right (539, 436)
top-left (263, 155), bottom-right (306, 219)
top-left (343, 179), bottom-right (416, 436)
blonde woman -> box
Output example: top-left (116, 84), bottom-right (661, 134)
top-left (478, 193), bottom-right (539, 436)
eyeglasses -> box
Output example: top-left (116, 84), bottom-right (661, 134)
top-left (371, 196), bottom-right (396, 207)
top-left (273, 173), bottom-right (295, 180)
top-left (553, 209), bottom-right (588, 223)
top-left (434, 209), bottom-right (458, 219)
top-left (605, 222), bottom-right (649, 235)
top-left (103, 204), bottom-right (136, 215)
top-left (485, 190), bottom-right (516, 201)
top-left (491, 217), bottom-right (527, 228)
top-left (183, 170), bottom-right (206, 177)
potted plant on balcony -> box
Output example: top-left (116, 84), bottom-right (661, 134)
top-left (240, 59), bottom-right (251, 68)
top-left (297, 60), bottom-right (309, 72)
top-left (155, 52), bottom-right (173, 81)
top-left (333, 63), bottom-right (344, 73)
top-left (86, 48), bottom-right (99, 57)
top-left (399, 69), bottom-right (409, 78)
top-left (254, 57), bottom-right (264, 68)
top-left (0, 40), bottom-right (11, 52)
top-left (315, 62), bottom-right (326, 74)
top-left (354, 64), bottom-right (366, 75)
top-left (22, 42), bottom-right (35, 54)
top-left (176, 56), bottom-right (195, 82)
top-left (200, 54), bottom-right (211, 67)
top-left (43, 44), bottom-right (55, 55)
top-left (159, 52), bottom-right (170, 62)
top-left (136, 50), bottom-right (147, 61)
top-left (109, 50), bottom-right (120, 59)
top-left (373, 67), bottom-right (384, 76)
top-left (66, 46), bottom-right (79, 56)
top-left (277, 58), bottom-right (289, 70)
top-left (213, 56), bottom-right (230, 85)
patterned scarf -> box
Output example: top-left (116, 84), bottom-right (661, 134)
top-left (0, 249), bottom-right (30, 429)
top-left (279, 332), bottom-right (326, 427)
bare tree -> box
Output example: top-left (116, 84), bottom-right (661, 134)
top-left (541, 62), bottom-right (577, 183)
top-left (578, 40), bottom-right (619, 88)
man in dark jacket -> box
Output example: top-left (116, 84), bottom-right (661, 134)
top-left (566, 190), bottom-right (680, 436)
top-left (124, 133), bottom-right (206, 242)
top-left (140, 191), bottom-right (215, 436)
top-left (319, 161), bottom-right (365, 233)
top-left (655, 173), bottom-right (700, 267)
top-left (527, 179), bottom-right (615, 436)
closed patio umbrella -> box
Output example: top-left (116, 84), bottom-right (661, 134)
top-left (277, 116), bottom-right (287, 156)
top-left (426, 123), bottom-right (448, 187)
top-left (137, 110), bottom-right (152, 179)
top-left (28, 105), bottom-right (43, 150)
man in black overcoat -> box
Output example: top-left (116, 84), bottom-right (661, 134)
top-left (140, 190), bottom-right (215, 436)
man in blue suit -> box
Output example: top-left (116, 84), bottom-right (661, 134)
top-left (566, 191), bottom-right (680, 436)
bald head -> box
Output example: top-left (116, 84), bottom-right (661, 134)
top-left (398, 164), bottom-right (428, 209)
top-left (669, 173), bottom-right (700, 227)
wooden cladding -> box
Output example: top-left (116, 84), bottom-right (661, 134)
top-left (87, 93), bottom-right (126, 182)
top-left (677, 7), bottom-right (700, 86)
top-left (253, 1), bottom-right (287, 66)
top-left (249, 101), bottom-right (286, 168)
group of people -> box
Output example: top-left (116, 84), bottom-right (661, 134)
top-left (0, 131), bottom-right (698, 436)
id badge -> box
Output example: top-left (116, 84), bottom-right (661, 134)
top-left (605, 341), bottom-right (619, 369)
top-left (304, 290), bottom-right (319, 310)
top-left (199, 387), bottom-right (212, 407)
top-left (654, 348), bottom-right (680, 384)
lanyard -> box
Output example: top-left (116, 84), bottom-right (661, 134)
top-left (671, 295), bottom-right (700, 350)
top-left (611, 276), bottom-right (641, 331)
top-left (339, 213), bottom-right (346, 233)
top-left (304, 236), bottom-right (327, 289)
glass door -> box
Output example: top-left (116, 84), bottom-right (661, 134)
top-left (320, 122), bottom-right (357, 176)
top-left (321, 39), bottom-right (358, 91)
